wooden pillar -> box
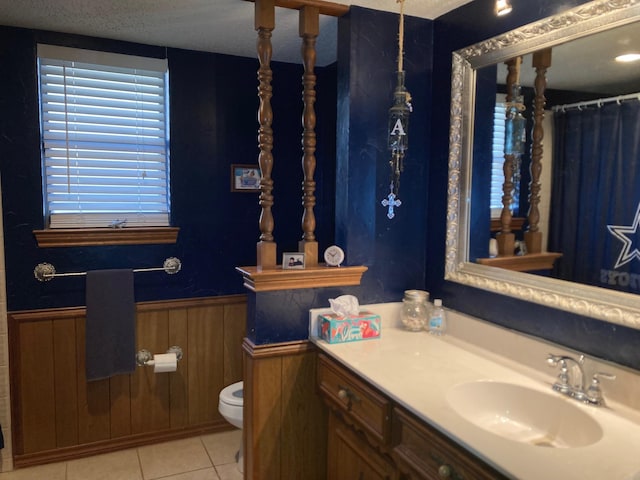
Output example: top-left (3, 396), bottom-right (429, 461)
top-left (298, 6), bottom-right (319, 266)
top-left (525, 48), bottom-right (552, 254)
top-left (496, 56), bottom-right (521, 256)
top-left (256, 0), bottom-right (277, 269)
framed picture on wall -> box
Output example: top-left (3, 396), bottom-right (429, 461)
top-left (231, 164), bottom-right (262, 192)
top-left (282, 252), bottom-right (305, 269)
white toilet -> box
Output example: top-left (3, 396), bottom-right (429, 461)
top-left (218, 381), bottom-right (244, 473)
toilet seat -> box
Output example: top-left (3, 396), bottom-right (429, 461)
top-left (220, 381), bottom-right (243, 406)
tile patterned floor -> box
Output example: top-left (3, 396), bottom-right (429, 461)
top-left (0, 430), bottom-right (243, 480)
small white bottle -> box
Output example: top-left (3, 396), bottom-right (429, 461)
top-left (428, 299), bottom-right (447, 336)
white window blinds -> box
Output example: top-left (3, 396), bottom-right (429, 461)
top-left (37, 45), bottom-right (170, 228)
top-left (490, 97), bottom-right (507, 216)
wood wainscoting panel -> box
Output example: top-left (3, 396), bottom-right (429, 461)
top-left (52, 317), bottom-right (80, 448)
top-left (17, 320), bottom-right (57, 454)
top-left (109, 372), bottom-right (132, 439)
top-left (75, 316), bottom-right (120, 445)
top-left (243, 338), bottom-right (327, 480)
top-left (77, 379), bottom-right (111, 446)
top-left (8, 295), bottom-right (246, 467)
top-left (187, 306), bottom-right (224, 425)
top-left (168, 308), bottom-right (189, 429)
top-left (131, 310), bottom-right (171, 434)
top-left (223, 302), bottom-right (247, 386)
top-left (74, 317), bottom-right (111, 447)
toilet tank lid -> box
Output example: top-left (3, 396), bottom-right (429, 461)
top-left (220, 381), bottom-right (243, 406)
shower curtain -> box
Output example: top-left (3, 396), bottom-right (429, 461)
top-left (549, 99), bottom-right (640, 293)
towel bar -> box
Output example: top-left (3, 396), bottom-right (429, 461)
top-left (33, 257), bottom-right (182, 282)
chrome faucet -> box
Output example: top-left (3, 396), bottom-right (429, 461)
top-left (546, 353), bottom-right (616, 406)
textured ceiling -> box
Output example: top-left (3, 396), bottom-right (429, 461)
top-left (497, 21), bottom-right (640, 95)
top-left (0, 0), bottom-right (473, 66)
top-left (1, 1), bottom-right (636, 91)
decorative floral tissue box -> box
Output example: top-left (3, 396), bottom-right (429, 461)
top-left (319, 311), bottom-right (381, 344)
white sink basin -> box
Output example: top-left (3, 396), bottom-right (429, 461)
top-left (446, 381), bottom-right (603, 448)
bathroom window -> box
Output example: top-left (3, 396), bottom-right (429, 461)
top-left (491, 94), bottom-right (524, 219)
top-left (37, 44), bottom-right (170, 229)
top-left (490, 97), bottom-right (507, 217)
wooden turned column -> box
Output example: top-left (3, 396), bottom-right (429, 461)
top-left (298, 6), bottom-right (319, 266)
top-left (525, 48), bottom-right (552, 254)
top-left (496, 56), bottom-right (521, 256)
top-left (255, 0), bottom-right (277, 269)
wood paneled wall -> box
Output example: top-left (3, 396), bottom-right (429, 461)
top-left (8, 295), bottom-right (246, 468)
top-left (243, 338), bottom-right (327, 480)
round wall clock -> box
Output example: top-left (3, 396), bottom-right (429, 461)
top-left (324, 245), bottom-right (345, 267)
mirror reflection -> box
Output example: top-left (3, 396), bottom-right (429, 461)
top-left (445, 1), bottom-right (640, 329)
top-left (472, 21), bottom-right (640, 296)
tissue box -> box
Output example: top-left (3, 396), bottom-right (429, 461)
top-left (319, 311), bottom-right (381, 344)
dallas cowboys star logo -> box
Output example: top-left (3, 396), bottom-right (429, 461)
top-left (607, 202), bottom-right (640, 269)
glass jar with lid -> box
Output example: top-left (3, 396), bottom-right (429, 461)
top-left (400, 290), bottom-right (430, 331)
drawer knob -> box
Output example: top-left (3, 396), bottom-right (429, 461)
top-left (337, 385), bottom-right (361, 406)
top-left (438, 464), bottom-right (452, 478)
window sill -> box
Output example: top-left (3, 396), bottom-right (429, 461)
top-left (33, 227), bottom-right (179, 248)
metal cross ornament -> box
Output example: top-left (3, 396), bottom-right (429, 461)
top-left (382, 185), bottom-right (402, 219)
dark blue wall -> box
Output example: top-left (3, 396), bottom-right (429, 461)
top-left (0, 27), bottom-right (336, 312)
top-left (427, 0), bottom-right (640, 369)
top-left (248, 7), bottom-right (433, 345)
top-left (336, 7), bottom-right (432, 300)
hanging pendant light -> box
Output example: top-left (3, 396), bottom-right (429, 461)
top-left (382, 0), bottom-right (412, 220)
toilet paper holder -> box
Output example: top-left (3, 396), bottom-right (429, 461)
top-left (136, 346), bottom-right (183, 366)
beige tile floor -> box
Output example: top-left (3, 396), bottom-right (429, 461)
top-left (0, 430), bottom-right (243, 480)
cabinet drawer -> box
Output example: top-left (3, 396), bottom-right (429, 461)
top-left (327, 411), bottom-right (398, 480)
top-left (392, 407), bottom-right (509, 480)
top-left (317, 354), bottom-right (391, 445)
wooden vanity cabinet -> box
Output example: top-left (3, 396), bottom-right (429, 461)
top-left (392, 406), bottom-right (508, 480)
top-left (318, 353), bottom-right (397, 479)
top-left (327, 411), bottom-right (398, 480)
top-left (317, 354), bottom-right (509, 480)
top-left (317, 353), bottom-right (392, 446)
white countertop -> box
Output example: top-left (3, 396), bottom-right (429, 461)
top-left (310, 304), bottom-right (640, 480)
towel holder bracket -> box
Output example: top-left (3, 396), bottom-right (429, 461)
top-left (163, 257), bottom-right (182, 275)
top-left (34, 262), bottom-right (56, 282)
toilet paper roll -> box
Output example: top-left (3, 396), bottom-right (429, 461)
top-left (153, 353), bottom-right (177, 373)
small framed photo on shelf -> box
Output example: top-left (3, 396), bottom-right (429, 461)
top-left (231, 164), bottom-right (261, 192)
top-left (282, 252), bottom-right (305, 270)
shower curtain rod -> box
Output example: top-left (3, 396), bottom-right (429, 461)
top-left (552, 92), bottom-right (640, 112)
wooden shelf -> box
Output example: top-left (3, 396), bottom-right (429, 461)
top-left (235, 264), bottom-right (368, 292)
top-left (477, 252), bottom-right (562, 272)
top-left (33, 227), bottom-right (179, 247)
